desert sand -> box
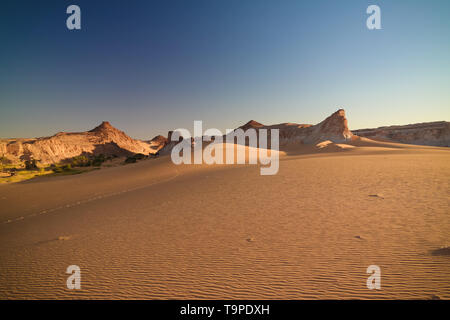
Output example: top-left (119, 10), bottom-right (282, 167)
top-left (0, 138), bottom-right (449, 299)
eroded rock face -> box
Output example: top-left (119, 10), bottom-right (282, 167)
top-left (150, 135), bottom-right (168, 145)
top-left (148, 135), bottom-right (168, 151)
top-left (352, 121), bottom-right (450, 147)
top-left (311, 109), bottom-right (353, 142)
top-left (159, 108), bottom-right (355, 154)
top-left (234, 109), bottom-right (353, 145)
top-left (159, 131), bottom-right (179, 155)
top-left (0, 121), bottom-right (154, 164)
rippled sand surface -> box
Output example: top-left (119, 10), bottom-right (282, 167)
top-left (0, 141), bottom-right (449, 299)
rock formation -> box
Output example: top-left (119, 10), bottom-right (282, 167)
top-left (0, 121), bottom-right (155, 164)
top-left (5, 109), bottom-right (445, 166)
top-left (148, 135), bottom-right (168, 152)
top-left (239, 120), bottom-right (264, 131)
top-left (159, 108), bottom-right (355, 154)
top-left (234, 109), bottom-right (353, 145)
top-left (352, 121), bottom-right (450, 147)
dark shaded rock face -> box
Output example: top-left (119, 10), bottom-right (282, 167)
top-left (148, 135), bottom-right (168, 152)
top-left (353, 121), bottom-right (450, 147)
top-left (150, 135), bottom-right (168, 145)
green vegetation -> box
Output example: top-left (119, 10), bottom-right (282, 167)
top-left (0, 152), bottom-right (129, 184)
top-left (124, 157), bottom-right (137, 164)
top-left (0, 154), bottom-right (105, 183)
top-left (70, 155), bottom-right (91, 167)
top-left (124, 153), bottom-right (147, 164)
top-left (51, 163), bottom-right (74, 173)
top-left (0, 156), bottom-right (11, 165)
top-left (47, 153), bottom-right (117, 177)
top-left (49, 153), bottom-right (114, 174)
top-left (0, 168), bottom-right (52, 184)
top-left (0, 156), bottom-right (13, 171)
top-left (92, 154), bottom-right (107, 166)
top-left (0, 157), bottom-right (46, 183)
top-left (134, 153), bottom-right (146, 160)
top-left (25, 159), bottom-right (39, 170)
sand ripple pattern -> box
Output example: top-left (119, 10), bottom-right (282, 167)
top-left (0, 152), bottom-right (449, 299)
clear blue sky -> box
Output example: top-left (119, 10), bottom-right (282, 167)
top-left (0, 0), bottom-right (449, 139)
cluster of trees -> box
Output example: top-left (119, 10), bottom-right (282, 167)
top-left (70, 154), bottom-right (114, 167)
top-left (0, 156), bottom-right (12, 172)
top-left (124, 153), bottom-right (146, 164)
top-left (124, 152), bottom-right (159, 164)
top-left (51, 154), bottom-right (117, 173)
top-left (1, 152), bottom-right (158, 176)
top-left (25, 159), bottom-right (39, 170)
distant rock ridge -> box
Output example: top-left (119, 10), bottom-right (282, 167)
top-left (160, 109), bottom-right (354, 154)
top-left (352, 121), bottom-right (450, 147)
top-left (2, 110), bottom-right (447, 165)
top-left (150, 135), bottom-right (168, 145)
top-left (239, 120), bottom-right (264, 131)
top-left (0, 122), bottom-right (155, 164)
top-left (89, 121), bottom-right (116, 133)
top-left (234, 109), bottom-right (354, 145)
top-left (148, 135), bottom-right (168, 152)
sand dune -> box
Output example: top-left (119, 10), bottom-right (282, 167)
top-left (0, 140), bottom-right (449, 299)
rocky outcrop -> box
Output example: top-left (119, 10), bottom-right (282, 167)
top-left (0, 121), bottom-right (155, 164)
top-left (160, 109), bottom-right (355, 154)
top-left (309, 109), bottom-right (353, 142)
top-left (239, 120), bottom-right (264, 131)
top-left (148, 135), bottom-right (168, 152)
top-left (352, 121), bottom-right (450, 147)
top-left (159, 130), bottom-right (194, 155)
top-left (233, 109), bottom-right (353, 145)
top-left (150, 135), bottom-right (168, 145)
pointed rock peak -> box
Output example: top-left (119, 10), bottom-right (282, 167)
top-left (90, 121), bottom-right (117, 132)
top-left (151, 135), bottom-right (167, 141)
top-left (150, 135), bottom-right (168, 144)
top-left (320, 109), bottom-right (348, 125)
top-left (245, 120), bottom-right (264, 127)
top-left (316, 108), bottom-right (353, 141)
top-left (239, 120), bottom-right (264, 131)
top-left (332, 109), bottom-right (346, 118)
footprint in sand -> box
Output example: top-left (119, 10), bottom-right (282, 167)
top-left (58, 235), bottom-right (72, 241)
top-left (369, 193), bottom-right (384, 199)
top-left (34, 235), bottom-right (73, 246)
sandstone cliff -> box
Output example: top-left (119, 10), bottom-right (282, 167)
top-left (233, 109), bottom-right (353, 145)
top-left (161, 109), bottom-right (354, 154)
top-left (0, 122), bottom-right (155, 164)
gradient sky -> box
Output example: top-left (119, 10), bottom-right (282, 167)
top-left (1, 0), bottom-right (449, 139)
